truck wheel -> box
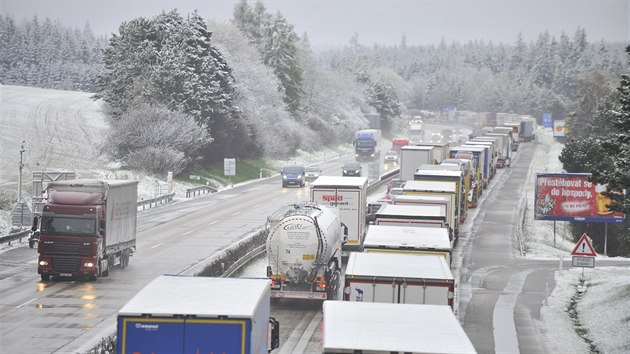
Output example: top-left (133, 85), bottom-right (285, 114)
top-left (40, 274), bottom-right (50, 281)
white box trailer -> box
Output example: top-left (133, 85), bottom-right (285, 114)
top-left (415, 142), bottom-right (450, 163)
top-left (401, 180), bottom-right (459, 241)
top-left (390, 194), bottom-right (452, 238)
top-left (399, 145), bottom-right (434, 181)
top-left (310, 176), bottom-right (368, 253)
top-left (322, 301), bottom-right (477, 354)
top-left (363, 225), bottom-right (453, 264)
top-left (373, 203), bottom-right (448, 230)
top-left (343, 252), bottom-right (455, 309)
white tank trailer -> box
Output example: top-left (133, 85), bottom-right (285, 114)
top-left (266, 202), bottom-right (347, 300)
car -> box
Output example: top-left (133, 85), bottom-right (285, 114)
top-left (384, 150), bottom-right (399, 163)
top-left (342, 161), bottom-right (362, 177)
top-left (386, 179), bottom-right (406, 193)
top-left (304, 166), bottom-right (322, 181)
top-left (281, 165), bottom-right (306, 187)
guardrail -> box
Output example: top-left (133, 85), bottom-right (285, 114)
top-left (186, 185), bottom-right (217, 198)
top-left (137, 192), bottom-right (176, 210)
top-left (0, 229), bottom-right (30, 246)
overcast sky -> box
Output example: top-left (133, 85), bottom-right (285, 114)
top-left (3, 0), bottom-right (628, 48)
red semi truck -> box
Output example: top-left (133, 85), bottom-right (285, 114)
top-left (36, 179), bottom-right (138, 281)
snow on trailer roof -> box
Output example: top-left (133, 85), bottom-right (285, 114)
top-left (375, 203), bottom-right (446, 218)
top-left (345, 252), bottom-right (453, 280)
top-left (403, 180), bottom-right (457, 193)
top-left (401, 145), bottom-right (434, 151)
top-left (414, 169), bottom-right (462, 177)
top-left (47, 179), bottom-right (138, 189)
top-left (363, 225), bottom-right (452, 250)
top-left (392, 194), bottom-right (450, 202)
top-left (310, 175), bottom-right (368, 188)
top-left (322, 302), bottom-right (476, 353)
top-left (118, 276), bottom-right (270, 318)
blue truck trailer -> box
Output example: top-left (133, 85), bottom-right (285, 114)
top-left (116, 276), bottom-right (279, 354)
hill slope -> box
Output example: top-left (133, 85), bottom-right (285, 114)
top-left (0, 85), bottom-right (111, 190)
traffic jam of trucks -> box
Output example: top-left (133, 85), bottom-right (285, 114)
top-left (30, 113), bottom-right (536, 352)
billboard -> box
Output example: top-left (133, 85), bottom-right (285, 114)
top-left (535, 173), bottom-right (625, 223)
top-left (553, 120), bottom-right (567, 137)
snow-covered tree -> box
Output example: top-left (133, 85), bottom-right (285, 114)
top-left (591, 46), bottom-right (630, 214)
top-left (93, 10), bottom-right (245, 160)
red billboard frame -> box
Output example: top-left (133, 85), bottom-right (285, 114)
top-left (535, 173), bottom-right (625, 223)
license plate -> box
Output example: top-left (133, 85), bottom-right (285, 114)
top-left (59, 273), bottom-right (72, 277)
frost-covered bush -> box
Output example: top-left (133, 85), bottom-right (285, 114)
top-left (126, 147), bottom-right (189, 176)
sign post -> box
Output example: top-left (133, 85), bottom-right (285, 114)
top-left (571, 233), bottom-right (596, 277)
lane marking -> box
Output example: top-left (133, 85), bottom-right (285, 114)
top-left (278, 310), bottom-right (317, 354)
top-left (16, 298), bottom-right (37, 309)
top-left (293, 311), bottom-right (322, 353)
top-left (150, 242), bottom-right (164, 249)
top-left (493, 268), bottom-right (538, 354)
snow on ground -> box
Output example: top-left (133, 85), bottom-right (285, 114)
top-left (525, 127), bottom-right (630, 354)
top-left (1, 84), bottom-right (627, 352)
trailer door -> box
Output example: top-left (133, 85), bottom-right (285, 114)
top-left (348, 281), bottom-right (399, 304)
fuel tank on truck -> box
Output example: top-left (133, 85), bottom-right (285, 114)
top-left (266, 202), bottom-right (342, 285)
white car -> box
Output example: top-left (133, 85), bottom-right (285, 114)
top-left (304, 166), bottom-right (322, 181)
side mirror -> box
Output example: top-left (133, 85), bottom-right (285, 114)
top-left (31, 216), bottom-right (39, 232)
top-left (268, 318), bottom-right (280, 352)
top-left (266, 266), bottom-right (272, 277)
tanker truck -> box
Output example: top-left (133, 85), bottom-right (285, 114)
top-left (266, 202), bottom-right (347, 300)
top-left (35, 179), bottom-right (138, 281)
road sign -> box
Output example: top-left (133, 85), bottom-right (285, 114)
top-left (542, 113), bottom-right (552, 127)
top-left (572, 256), bottom-right (595, 268)
top-left (571, 233), bottom-right (597, 257)
top-left (224, 158), bottom-right (236, 176)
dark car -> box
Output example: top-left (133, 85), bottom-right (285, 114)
top-left (281, 165), bottom-right (306, 187)
top-left (342, 162), bottom-right (362, 177)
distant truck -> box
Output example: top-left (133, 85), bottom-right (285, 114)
top-left (266, 202), bottom-right (346, 300)
top-left (373, 203), bottom-right (450, 235)
top-left (343, 252), bottom-right (455, 309)
top-left (36, 179), bottom-right (137, 281)
top-left (322, 302), bottom-right (477, 354)
top-left (399, 145), bottom-right (434, 181)
top-left (354, 129), bottom-right (382, 161)
top-left (391, 137), bottom-right (409, 152)
top-left (310, 176), bottom-right (368, 255)
top-left (116, 275), bottom-right (280, 354)
top-left (519, 117), bottom-right (536, 142)
top-left (408, 118), bottom-right (424, 144)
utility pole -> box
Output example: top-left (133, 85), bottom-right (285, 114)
top-left (17, 141), bottom-right (26, 202)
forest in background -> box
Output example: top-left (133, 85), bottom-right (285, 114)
top-left (0, 0), bottom-right (628, 255)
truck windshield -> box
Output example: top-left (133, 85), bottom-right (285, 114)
top-left (355, 140), bottom-right (375, 147)
top-left (41, 216), bottom-right (97, 236)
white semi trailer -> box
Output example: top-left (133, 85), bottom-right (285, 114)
top-left (266, 202), bottom-right (347, 300)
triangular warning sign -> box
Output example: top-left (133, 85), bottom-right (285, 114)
top-left (571, 233), bottom-right (597, 257)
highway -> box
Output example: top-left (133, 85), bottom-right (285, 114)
top-left (3, 123), bottom-right (616, 353)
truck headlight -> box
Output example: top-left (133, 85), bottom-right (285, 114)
top-left (83, 262), bottom-right (95, 268)
top-left (39, 260), bottom-right (49, 266)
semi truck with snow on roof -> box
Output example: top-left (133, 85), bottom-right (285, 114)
top-left (35, 179), bottom-right (137, 281)
top-left (266, 202), bottom-right (347, 300)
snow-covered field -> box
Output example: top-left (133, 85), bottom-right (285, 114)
top-left (1, 86), bottom-right (627, 352)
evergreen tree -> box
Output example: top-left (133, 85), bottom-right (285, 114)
top-left (591, 46), bottom-right (630, 214)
